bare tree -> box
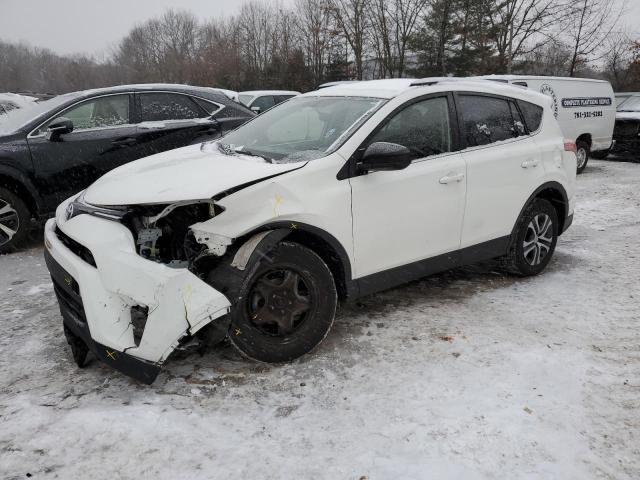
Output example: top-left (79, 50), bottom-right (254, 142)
top-left (329, 0), bottom-right (370, 79)
top-left (565, 0), bottom-right (626, 76)
top-left (369, 0), bottom-right (428, 77)
top-left (295, 0), bottom-right (337, 85)
top-left (488, 0), bottom-right (566, 74)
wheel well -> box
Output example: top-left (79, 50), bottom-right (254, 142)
top-left (536, 188), bottom-right (567, 232)
top-left (576, 133), bottom-right (592, 148)
top-left (284, 230), bottom-right (350, 300)
top-left (0, 174), bottom-right (38, 217)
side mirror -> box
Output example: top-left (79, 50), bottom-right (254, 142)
top-left (251, 106), bottom-right (262, 114)
top-left (46, 117), bottom-right (73, 141)
top-left (359, 142), bottom-right (412, 172)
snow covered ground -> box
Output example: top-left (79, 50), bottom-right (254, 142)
top-left (1, 159), bottom-right (639, 479)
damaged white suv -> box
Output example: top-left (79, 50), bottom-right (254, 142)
top-left (44, 79), bottom-right (576, 383)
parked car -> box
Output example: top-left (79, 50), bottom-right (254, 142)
top-left (481, 75), bottom-right (615, 173)
top-left (611, 93), bottom-right (640, 158)
top-left (0, 93), bottom-right (37, 116)
top-left (615, 92), bottom-right (640, 107)
top-left (0, 84), bottom-right (254, 252)
top-left (238, 90), bottom-right (300, 113)
top-left (44, 78), bottom-right (576, 383)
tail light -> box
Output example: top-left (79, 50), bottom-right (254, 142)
top-left (564, 140), bottom-right (577, 153)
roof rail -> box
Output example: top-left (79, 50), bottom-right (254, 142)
top-left (410, 77), bottom-right (454, 87)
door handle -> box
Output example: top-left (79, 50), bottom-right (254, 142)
top-left (521, 159), bottom-right (539, 169)
top-left (112, 137), bottom-right (137, 147)
top-left (439, 172), bottom-right (465, 184)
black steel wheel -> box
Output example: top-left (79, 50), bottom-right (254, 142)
top-left (210, 241), bottom-right (337, 363)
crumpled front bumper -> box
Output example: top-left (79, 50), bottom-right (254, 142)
top-left (44, 210), bottom-right (231, 384)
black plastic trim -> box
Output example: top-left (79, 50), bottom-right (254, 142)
top-left (45, 249), bottom-right (161, 385)
top-left (355, 236), bottom-right (510, 298)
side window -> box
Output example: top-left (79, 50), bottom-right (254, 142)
top-left (517, 100), bottom-right (544, 133)
top-left (192, 97), bottom-right (222, 116)
top-left (369, 96), bottom-right (452, 160)
top-left (252, 95), bottom-right (276, 112)
top-left (40, 95), bottom-right (130, 134)
top-left (139, 93), bottom-right (204, 122)
top-left (459, 95), bottom-right (520, 147)
top-left (274, 95), bottom-right (294, 104)
top-left (214, 105), bottom-right (248, 119)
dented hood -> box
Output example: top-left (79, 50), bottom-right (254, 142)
top-left (83, 144), bottom-right (304, 206)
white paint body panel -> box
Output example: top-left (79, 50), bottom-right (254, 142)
top-left (83, 143), bottom-right (303, 206)
top-left (47, 204), bottom-right (230, 363)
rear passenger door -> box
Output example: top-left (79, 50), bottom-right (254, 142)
top-left (456, 93), bottom-right (543, 248)
top-left (133, 92), bottom-right (221, 156)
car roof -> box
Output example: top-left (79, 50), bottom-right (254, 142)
top-left (303, 78), bottom-right (550, 106)
top-left (239, 90), bottom-right (300, 96)
top-left (66, 84), bottom-right (235, 102)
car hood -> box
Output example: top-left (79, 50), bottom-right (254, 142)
top-left (616, 111), bottom-right (640, 121)
top-left (84, 143), bottom-right (305, 206)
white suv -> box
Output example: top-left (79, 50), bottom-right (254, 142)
top-left (44, 79), bottom-right (577, 383)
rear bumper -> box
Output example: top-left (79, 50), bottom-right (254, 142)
top-left (44, 212), bottom-right (231, 384)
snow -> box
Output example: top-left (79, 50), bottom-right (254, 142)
top-left (616, 111), bottom-right (640, 120)
top-left (1, 159), bottom-right (640, 478)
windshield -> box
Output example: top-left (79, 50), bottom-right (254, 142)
top-left (618, 96), bottom-right (640, 112)
top-left (218, 96), bottom-right (386, 163)
top-left (0, 92), bottom-right (80, 135)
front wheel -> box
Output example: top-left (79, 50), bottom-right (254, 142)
top-left (0, 187), bottom-right (30, 254)
top-left (209, 241), bottom-right (338, 363)
top-left (502, 198), bottom-right (558, 277)
top-left (576, 141), bottom-right (590, 174)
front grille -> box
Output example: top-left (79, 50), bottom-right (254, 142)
top-left (55, 226), bottom-right (97, 267)
top-left (51, 275), bottom-right (87, 324)
top-left (614, 121), bottom-right (639, 138)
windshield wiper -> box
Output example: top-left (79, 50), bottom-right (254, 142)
top-left (234, 147), bottom-right (273, 164)
top-left (216, 141), bottom-right (272, 163)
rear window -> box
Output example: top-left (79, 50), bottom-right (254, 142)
top-left (459, 95), bottom-right (521, 146)
top-left (517, 100), bottom-right (544, 133)
top-left (139, 93), bottom-right (204, 122)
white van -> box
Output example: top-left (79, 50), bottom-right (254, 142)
top-left (481, 75), bottom-right (615, 173)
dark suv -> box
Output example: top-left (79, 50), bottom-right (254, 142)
top-left (0, 84), bottom-right (254, 252)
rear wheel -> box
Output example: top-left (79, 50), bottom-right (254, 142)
top-left (0, 187), bottom-right (30, 254)
top-left (576, 141), bottom-right (590, 174)
top-left (209, 241), bottom-right (338, 363)
top-left (502, 198), bottom-right (558, 277)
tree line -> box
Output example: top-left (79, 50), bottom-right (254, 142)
top-left (1, 0), bottom-right (639, 95)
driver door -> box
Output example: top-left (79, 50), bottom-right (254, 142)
top-left (349, 94), bottom-right (467, 280)
top-left (28, 93), bottom-right (137, 206)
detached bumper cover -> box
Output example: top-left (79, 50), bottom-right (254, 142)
top-left (44, 214), bottom-right (231, 384)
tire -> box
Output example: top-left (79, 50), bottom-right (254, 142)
top-left (576, 141), bottom-right (590, 174)
top-left (590, 149), bottom-right (610, 160)
top-left (208, 241), bottom-right (338, 363)
top-left (502, 198), bottom-right (558, 277)
top-left (0, 187), bottom-right (30, 254)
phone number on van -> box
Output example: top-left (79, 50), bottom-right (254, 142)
top-left (573, 111), bottom-right (603, 119)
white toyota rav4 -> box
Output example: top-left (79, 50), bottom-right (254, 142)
top-left (44, 79), bottom-right (577, 383)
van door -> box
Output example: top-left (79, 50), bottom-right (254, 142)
top-left (456, 93), bottom-right (543, 248)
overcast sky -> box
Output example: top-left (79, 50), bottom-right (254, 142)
top-left (0, 0), bottom-right (637, 57)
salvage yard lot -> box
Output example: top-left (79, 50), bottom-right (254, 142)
top-left (1, 159), bottom-right (639, 479)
